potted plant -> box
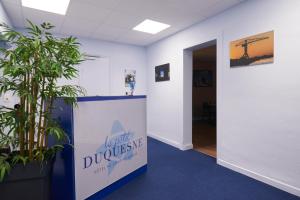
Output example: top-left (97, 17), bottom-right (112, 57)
top-left (0, 21), bottom-right (85, 200)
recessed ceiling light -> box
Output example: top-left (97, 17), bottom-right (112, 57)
top-left (21, 0), bottom-right (70, 15)
top-left (133, 19), bottom-right (170, 34)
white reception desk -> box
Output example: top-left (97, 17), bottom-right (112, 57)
top-left (50, 96), bottom-right (147, 200)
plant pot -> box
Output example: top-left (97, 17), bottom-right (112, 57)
top-left (0, 158), bottom-right (54, 200)
top-left (0, 147), bottom-right (10, 154)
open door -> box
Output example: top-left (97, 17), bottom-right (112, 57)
top-left (192, 44), bottom-right (217, 158)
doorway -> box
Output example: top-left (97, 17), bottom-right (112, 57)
top-left (192, 44), bottom-right (217, 158)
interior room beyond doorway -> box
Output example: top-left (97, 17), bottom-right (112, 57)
top-left (192, 44), bottom-right (217, 158)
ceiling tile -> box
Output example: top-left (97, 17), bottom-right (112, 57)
top-left (113, 0), bottom-right (162, 17)
top-left (102, 11), bottom-right (145, 30)
top-left (122, 29), bottom-right (152, 40)
top-left (200, 0), bottom-right (242, 18)
top-left (89, 34), bottom-right (118, 43)
top-left (90, 23), bottom-right (128, 41)
top-left (115, 29), bottom-right (152, 46)
top-left (114, 36), bottom-right (150, 46)
top-left (1, 0), bottom-right (246, 46)
top-left (22, 7), bottom-right (65, 33)
top-left (164, 0), bottom-right (220, 14)
top-left (66, 1), bottom-right (112, 23)
top-left (71, 0), bottom-right (120, 10)
top-left (1, 0), bottom-right (21, 6)
top-left (60, 18), bottom-right (99, 38)
top-left (144, 26), bottom-right (179, 44)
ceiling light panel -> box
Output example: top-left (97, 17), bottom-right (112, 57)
top-left (21, 0), bottom-right (70, 15)
top-left (133, 19), bottom-right (170, 34)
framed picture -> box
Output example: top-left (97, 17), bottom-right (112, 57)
top-left (124, 69), bottom-right (136, 95)
top-left (230, 31), bottom-right (274, 67)
top-left (155, 63), bottom-right (170, 82)
top-left (193, 70), bottom-right (213, 87)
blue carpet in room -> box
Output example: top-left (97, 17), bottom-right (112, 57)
top-left (104, 137), bottom-right (299, 200)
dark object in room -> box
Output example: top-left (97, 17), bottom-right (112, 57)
top-left (0, 147), bottom-right (10, 154)
top-left (202, 102), bottom-right (216, 125)
top-left (193, 70), bottom-right (213, 87)
top-left (155, 63), bottom-right (170, 82)
top-left (0, 158), bottom-right (54, 200)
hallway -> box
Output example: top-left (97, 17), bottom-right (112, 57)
top-left (105, 138), bottom-right (299, 200)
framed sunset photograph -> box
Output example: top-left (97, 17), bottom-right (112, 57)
top-left (230, 31), bottom-right (274, 67)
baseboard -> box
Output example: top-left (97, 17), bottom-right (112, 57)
top-left (217, 159), bottom-right (300, 197)
top-left (180, 143), bottom-right (193, 150)
top-left (147, 133), bottom-right (181, 149)
top-left (147, 133), bottom-right (193, 151)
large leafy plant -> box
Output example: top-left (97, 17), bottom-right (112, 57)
top-left (0, 21), bottom-right (85, 181)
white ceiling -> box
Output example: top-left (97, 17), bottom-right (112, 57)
top-left (1, 0), bottom-right (245, 46)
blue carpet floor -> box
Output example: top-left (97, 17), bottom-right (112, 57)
top-left (105, 137), bottom-right (300, 200)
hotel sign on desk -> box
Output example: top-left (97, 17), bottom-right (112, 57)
top-left (73, 98), bottom-right (147, 200)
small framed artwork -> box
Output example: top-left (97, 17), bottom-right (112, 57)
top-left (230, 31), bottom-right (274, 67)
top-left (155, 63), bottom-right (170, 82)
top-left (124, 69), bottom-right (136, 96)
top-left (193, 70), bottom-right (213, 87)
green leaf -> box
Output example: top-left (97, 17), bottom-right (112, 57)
top-left (0, 167), bottom-right (6, 181)
top-left (0, 20), bottom-right (86, 162)
top-left (0, 156), bottom-right (11, 182)
top-left (11, 155), bottom-right (29, 165)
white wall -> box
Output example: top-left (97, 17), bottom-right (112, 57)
top-left (0, 1), bottom-right (15, 107)
top-left (60, 37), bottom-right (147, 96)
top-left (146, 0), bottom-right (300, 196)
top-left (0, 28), bottom-right (147, 107)
top-left (0, 1), bottom-right (11, 29)
top-left (0, 0), bottom-right (147, 99)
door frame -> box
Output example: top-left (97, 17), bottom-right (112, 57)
top-left (183, 39), bottom-right (218, 158)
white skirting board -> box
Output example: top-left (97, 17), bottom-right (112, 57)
top-left (147, 133), bottom-right (193, 151)
top-left (147, 133), bottom-right (300, 197)
top-left (217, 159), bottom-right (300, 197)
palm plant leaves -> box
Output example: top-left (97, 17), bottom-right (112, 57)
top-left (0, 20), bottom-right (85, 181)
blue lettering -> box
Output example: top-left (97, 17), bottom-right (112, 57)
top-left (138, 138), bottom-right (143, 147)
top-left (113, 146), bottom-right (120, 156)
top-left (133, 140), bottom-right (138, 149)
top-left (104, 149), bottom-right (112, 161)
top-left (83, 156), bottom-right (93, 169)
top-left (121, 144), bottom-right (126, 154)
top-left (127, 142), bottom-right (132, 151)
top-left (94, 152), bottom-right (103, 164)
